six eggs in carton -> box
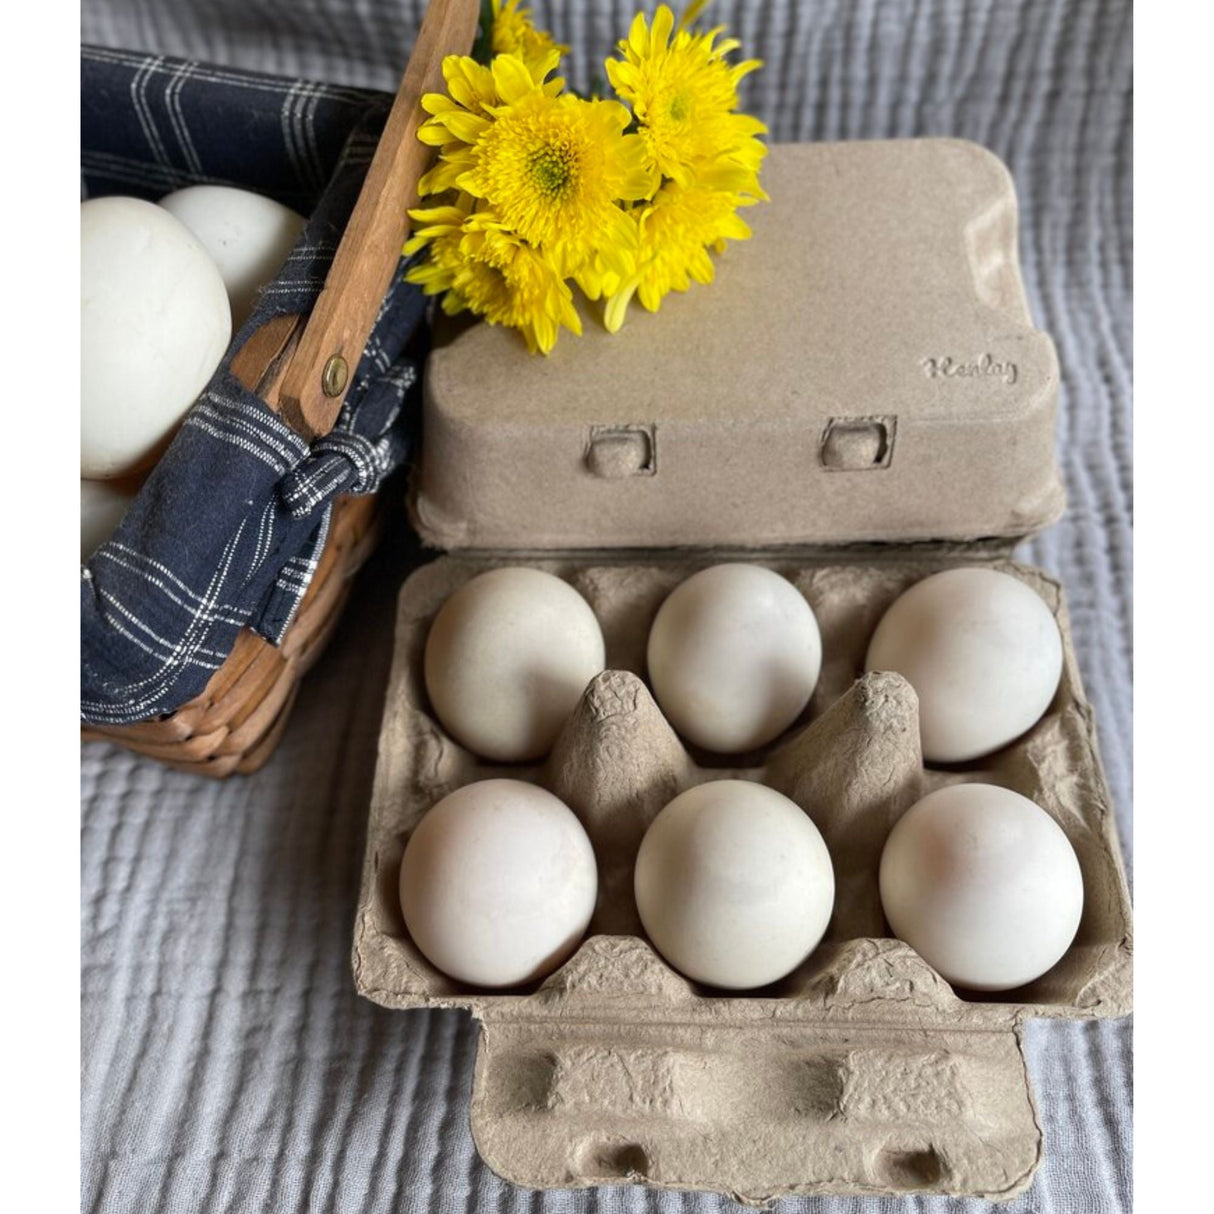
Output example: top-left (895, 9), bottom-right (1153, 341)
top-left (408, 561), bottom-right (1082, 994)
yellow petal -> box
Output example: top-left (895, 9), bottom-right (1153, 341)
top-left (652, 5), bottom-right (676, 50)
top-left (689, 247), bottom-right (715, 284)
top-left (604, 59), bottom-right (629, 94)
top-left (407, 204), bottom-right (463, 224)
top-left (441, 55), bottom-right (478, 88)
top-left (638, 279), bottom-right (666, 311)
top-left (721, 213), bottom-right (751, 240)
top-left (730, 57), bottom-right (763, 83)
top-left (604, 280), bottom-right (638, 333)
top-left (438, 110), bottom-right (491, 144)
top-left (446, 78), bottom-right (479, 111)
top-left (417, 122), bottom-right (454, 147)
top-left (418, 159), bottom-right (466, 195)
top-left (627, 11), bottom-right (650, 56)
top-left (533, 48), bottom-right (563, 82)
top-left (615, 134), bottom-right (660, 200)
top-left (421, 93), bottom-right (456, 116)
top-left (491, 54), bottom-right (539, 105)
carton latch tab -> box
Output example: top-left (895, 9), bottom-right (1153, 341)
top-left (587, 426), bottom-right (657, 479)
top-left (821, 417), bottom-right (896, 470)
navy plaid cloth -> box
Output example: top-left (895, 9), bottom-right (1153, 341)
top-left (80, 47), bottom-right (426, 726)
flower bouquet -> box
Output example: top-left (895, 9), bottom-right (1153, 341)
top-left (406, 1), bottom-right (767, 352)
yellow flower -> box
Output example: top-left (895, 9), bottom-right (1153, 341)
top-left (603, 179), bottom-right (756, 332)
top-left (467, 93), bottom-right (653, 278)
top-left (605, 4), bottom-right (767, 189)
top-left (423, 53), bottom-right (655, 279)
top-left (417, 52), bottom-right (563, 194)
top-left (405, 201), bottom-right (581, 354)
top-left (408, 8), bottom-right (767, 353)
top-left (491, 0), bottom-right (569, 73)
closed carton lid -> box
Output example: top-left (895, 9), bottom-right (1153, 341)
top-left (413, 139), bottom-right (1064, 552)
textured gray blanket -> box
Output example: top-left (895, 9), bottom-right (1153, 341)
top-left (80, 3), bottom-right (1133, 1211)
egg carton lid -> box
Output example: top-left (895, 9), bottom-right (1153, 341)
top-left (411, 138), bottom-right (1064, 555)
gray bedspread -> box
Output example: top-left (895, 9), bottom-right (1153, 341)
top-left (80, 3), bottom-right (1133, 1211)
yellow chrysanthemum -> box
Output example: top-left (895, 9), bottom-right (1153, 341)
top-left (605, 4), bottom-right (767, 189)
top-left (418, 52), bottom-right (563, 194)
top-left (491, 0), bottom-right (569, 73)
top-left (408, 8), bottom-right (767, 352)
top-left (405, 201), bottom-right (581, 354)
top-left (465, 93), bottom-right (653, 277)
top-left (423, 54), bottom-right (655, 278)
top-left (603, 179), bottom-right (756, 332)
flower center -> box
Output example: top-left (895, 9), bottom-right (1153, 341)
top-left (668, 92), bottom-right (690, 122)
top-left (528, 141), bottom-right (576, 199)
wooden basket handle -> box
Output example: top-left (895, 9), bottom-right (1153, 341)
top-left (237, 0), bottom-right (481, 438)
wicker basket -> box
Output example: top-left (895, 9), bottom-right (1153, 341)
top-left (81, 492), bottom-right (380, 776)
top-left (81, 0), bottom-right (481, 777)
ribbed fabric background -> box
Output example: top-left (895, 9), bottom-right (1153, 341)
top-left (80, 3), bottom-right (1133, 1212)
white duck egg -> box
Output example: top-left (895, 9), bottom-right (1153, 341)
top-left (424, 568), bottom-right (606, 762)
top-left (399, 779), bottom-right (597, 988)
top-left (159, 185), bottom-right (306, 329)
top-left (81, 197), bottom-right (231, 478)
top-left (879, 782), bottom-right (1083, 991)
top-left (634, 780), bottom-right (835, 990)
top-left (865, 566), bottom-right (1063, 763)
top-left (646, 564), bottom-right (822, 754)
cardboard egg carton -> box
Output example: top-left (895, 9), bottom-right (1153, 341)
top-left (354, 555), bottom-right (1132, 1203)
top-left (355, 139), bottom-right (1132, 1201)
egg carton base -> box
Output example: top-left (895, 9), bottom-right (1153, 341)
top-left (353, 552), bottom-right (1132, 1201)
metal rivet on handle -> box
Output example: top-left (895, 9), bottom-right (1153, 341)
top-left (322, 355), bottom-right (349, 398)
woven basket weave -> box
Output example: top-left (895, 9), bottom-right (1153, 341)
top-left (81, 493), bottom-right (380, 776)
top-left (81, 0), bottom-right (480, 777)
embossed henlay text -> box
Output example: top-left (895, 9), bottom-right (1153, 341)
top-left (922, 353), bottom-right (1018, 385)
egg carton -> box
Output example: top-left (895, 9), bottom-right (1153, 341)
top-left (353, 553), bottom-right (1132, 1204)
